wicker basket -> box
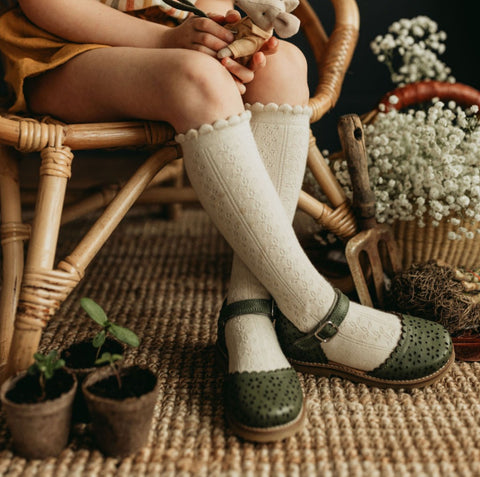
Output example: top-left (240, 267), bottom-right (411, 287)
top-left (357, 81), bottom-right (480, 270)
top-left (393, 216), bottom-right (480, 270)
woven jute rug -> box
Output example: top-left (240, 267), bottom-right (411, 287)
top-left (1, 209), bottom-right (480, 477)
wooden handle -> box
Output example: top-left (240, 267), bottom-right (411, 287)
top-left (337, 114), bottom-right (376, 230)
top-left (379, 80), bottom-right (480, 113)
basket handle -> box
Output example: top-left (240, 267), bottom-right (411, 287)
top-left (379, 80), bottom-right (480, 112)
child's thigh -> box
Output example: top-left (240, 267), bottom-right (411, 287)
top-left (26, 46), bottom-right (242, 127)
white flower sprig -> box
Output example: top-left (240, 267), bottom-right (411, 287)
top-left (332, 99), bottom-right (480, 239)
top-left (370, 16), bottom-right (455, 86)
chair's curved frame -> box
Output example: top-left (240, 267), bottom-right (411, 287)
top-left (0, 0), bottom-right (359, 380)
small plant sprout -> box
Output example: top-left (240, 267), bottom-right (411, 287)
top-left (80, 297), bottom-right (140, 359)
top-left (95, 352), bottom-right (124, 389)
top-left (27, 350), bottom-right (65, 400)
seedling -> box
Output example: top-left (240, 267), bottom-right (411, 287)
top-left (95, 352), bottom-right (124, 389)
top-left (80, 297), bottom-right (140, 359)
top-left (27, 350), bottom-right (65, 401)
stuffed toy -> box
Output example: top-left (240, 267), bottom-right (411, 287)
top-left (164, 0), bottom-right (301, 65)
top-left (217, 0), bottom-right (301, 65)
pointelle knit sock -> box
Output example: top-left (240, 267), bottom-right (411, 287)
top-left (226, 103), bottom-right (311, 374)
top-left (176, 111), bottom-right (402, 373)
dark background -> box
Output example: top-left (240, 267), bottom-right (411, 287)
top-left (295, 0), bottom-right (480, 152)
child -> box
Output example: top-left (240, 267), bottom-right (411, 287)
top-left (0, 0), bottom-right (454, 443)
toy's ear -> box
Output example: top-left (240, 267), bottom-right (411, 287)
top-left (273, 12), bottom-right (300, 38)
top-left (284, 0), bottom-right (300, 13)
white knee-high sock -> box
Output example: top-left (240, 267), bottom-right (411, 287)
top-left (177, 112), bottom-right (401, 373)
top-left (226, 104), bottom-right (311, 373)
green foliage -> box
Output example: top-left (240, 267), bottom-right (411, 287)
top-left (80, 298), bottom-right (140, 354)
top-left (27, 350), bottom-right (65, 399)
top-left (95, 352), bottom-right (124, 389)
top-left (94, 352), bottom-right (124, 367)
top-left (28, 350), bottom-right (65, 380)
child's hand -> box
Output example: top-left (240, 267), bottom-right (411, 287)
top-left (220, 37), bottom-right (279, 94)
top-left (161, 15), bottom-right (235, 56)
top-left (208, 9), bottom-right (241, 26)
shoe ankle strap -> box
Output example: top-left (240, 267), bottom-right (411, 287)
top-left (219, 298), bottom-right (275, 325)
top-left (293, 289), bottom-right (349, 344)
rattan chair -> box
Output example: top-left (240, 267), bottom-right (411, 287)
top-left (0, 0), bottom-right (360, 381)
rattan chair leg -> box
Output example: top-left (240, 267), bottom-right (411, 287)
top-left (58, 147), bottom-right (180, 277)
top-left (166, 159), bottom-right (184, 220)
top-left (60, 185), bottom-right (120, 225)
top-left (60, 159), bottom-right (186, 225)
top-left (3, 147), bottom-right (180, 379)
top-left (297, 131), bottom-right (357, 239)
top-left (3, 145), bottom-right (74, 378)
top-left (0, 147), bottom-right (30, 376)
top-left (306, 131), bottom-right (347, 209)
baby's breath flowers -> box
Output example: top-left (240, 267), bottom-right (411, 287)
top-left (303, 15), bottom-right (480, 244)
top-left (332, 99), bottom-right (480, 239)
top-left (370, 16), bottom-right (455, 86)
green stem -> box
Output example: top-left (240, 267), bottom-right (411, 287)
top-left (113, 363), bottom-right (122, 390)
top-left (39, 374), bottom-right (46, 402)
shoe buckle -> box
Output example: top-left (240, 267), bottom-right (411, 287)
top-left (270, 300), bottom-right (278, 322)
top-left (314, 320), bottom-right (339, 342)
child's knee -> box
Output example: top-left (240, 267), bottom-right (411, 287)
top-left (272, 41), bottom-right (308, 83)
top-left (176, 53), bottom-right (238, 107)
top-left (281, 41), bottom-right (308, 73)
top-left (166, 51), bottom-right (244, 130)
top-left (247, 41), bottom-right (309, 105)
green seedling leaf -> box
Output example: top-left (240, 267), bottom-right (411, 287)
top-left (44, 368), bottom-right (55, 380)
top-left (55, 358), bottom-right (65, 368)
top-left (92, 330), bottom-right (106, 349)
top-left (94, 352), bottom-right (123, 366)
top-left (81, 297), bottom-right (109, 326)
top-left (28, 350), bottom-right (65, 400)
top-left (95, 352), bottom-right (124, 389)
top-left (109, 323), bottom-right (140, 347)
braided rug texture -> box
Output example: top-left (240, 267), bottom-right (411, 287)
top-left (1, 209), bottom-right (480, 477)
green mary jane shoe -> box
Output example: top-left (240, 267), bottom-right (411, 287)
top-left (275, 289), bottom-right (455, 389)
top-left (217, 299), bottom-right (306, 442)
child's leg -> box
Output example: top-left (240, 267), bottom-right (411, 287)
top-left (224, 42), bottom-right (311, 376)
top-left (176, 42), bottom-right (453, 388)
top-left (25, 47), bottom-right (244, 130)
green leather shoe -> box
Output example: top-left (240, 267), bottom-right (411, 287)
top-left (217, 299), bottom-right (306, 442)
top-left (275, 289), bottom-right (455, 389)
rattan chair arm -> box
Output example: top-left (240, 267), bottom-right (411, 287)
top-left (0, 114), bottom-right (176, 152)
top-left (300, 0), bottom-right (359, 123)
top-left (63, 121), bottom-right (176, 150)
top-left (0, 116), bottom-right (19, 148)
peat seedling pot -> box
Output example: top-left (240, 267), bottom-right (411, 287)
top-left (0, 369), bottom-right (77, 459)
top-left (61, 337), bottom-right (124, 422)
top-left (82, 365), bottom-right (159, 457)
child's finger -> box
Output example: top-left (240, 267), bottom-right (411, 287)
top-left (224, 10), bottom-right (241, 23)
top-left (234, 79), bottom-right (247, 95)
top-left (249, 52), bottom-right (267, 71)
top-left (192, 17), bottom-right (234, 43)
top-left (207, 12), bottom-right (225, 23)
top-left (221, 57), bottom-right (255, 84)
top-left (208, 10), bottom-right (240, 26)
top-left (260, 37), bottom-right (279, 56)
